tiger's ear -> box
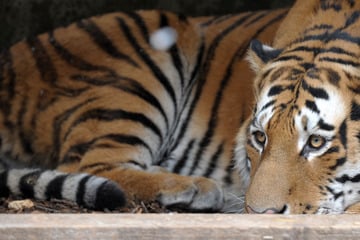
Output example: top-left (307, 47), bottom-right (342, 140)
top-left (247, 39), bottom-right (282, 72)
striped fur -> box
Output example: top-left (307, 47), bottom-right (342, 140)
top-left (0, 9), bottom-right (287, 212)
top-left (239, 0), bottom-right (360, 214)
top-left (0, 167), bottom-right (125, 210)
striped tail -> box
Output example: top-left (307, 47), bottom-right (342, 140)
top-left (0, 168), bottom-right (126, 210)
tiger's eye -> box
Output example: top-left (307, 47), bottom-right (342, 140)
top-left (308, 135), bottom-right (326, 149)
top-left (254, 131), bottom-right (266, 146)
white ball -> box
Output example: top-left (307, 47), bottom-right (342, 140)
top-left (149, 27), bottom-right (178, 51)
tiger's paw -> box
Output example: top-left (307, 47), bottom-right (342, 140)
top-left (156, 176), bottom-right (224, 211)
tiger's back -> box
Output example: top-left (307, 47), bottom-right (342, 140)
top-left (0, 9), bottom-right (287, 212)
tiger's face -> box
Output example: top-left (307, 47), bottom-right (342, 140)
top-left (239, 39), bottom-right (360, 214)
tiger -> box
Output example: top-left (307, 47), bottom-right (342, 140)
top-left (0, 9), bottom-right (287, 212)
top-left (236, 0), bottom-right (360, 214)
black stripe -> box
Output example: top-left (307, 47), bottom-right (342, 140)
top-left (301, 81), bottom-right (329, 99)
top-left (27, 37), bottom-right (57, 85)
top-left (339, 120), bottom-right (347, 149)
top-left (16, 95), bottom-right (34, 155)
top-left (79, 162), bottom-right (114, 173)
top-left (305, 100), bottom-right (320, 113)
top-left (327, 31), bottom-right (360, 45)
top-left (347, 0), bottom-right (355, 7)
top-left (336, 173), bottom-right (360, 183)
top-left (49, 32), bottom-right (116, 73)
top-left (276, 55), bottom-right (304, 62)
top-left (318, 119), bottom-right (335, 131)
top-left (294, 31), bottom-right (360, 45)
top-left (268, 85), bottom-right (285, 96)
top-left (244, 11), bottom-right (268, 27)
top-left (62, 133), bottom-right (153, 164)
top-left (348, 85), bottom-right (360, 94)
top-left (76, 175), bottom-right (92, 206)
top-left (304, 24), bottom-right (333, 34)
top-left (323, 146), bottom-right (339, 156)
top-left (270, 67), bottom-right (287, 83)
top-left (19, 170), bottom-right (42, 198)
top-left (76, 19), bottom-right (138, 67)
top-left (105, 134), bottom-right (153, 156)
top-left (325, 186), bottom-right (343, 201)
top-left (345, 11), bottom-right (360, 28)
top-left (326, 47), bottom-right (357, 58)
top-left (71, 74), bottom-right (117, 85)
top-left (329, 157), bottom-right (347, 171)
top-left (251, 9), bottom-right (288, 38)
top-left (123, 12), bottom-right (149, 41)
top-left (289, 46), bottom-right (322, 54)
top-left (71, 74), bottom-right (170, 131)
top-left (204, 143), bottom-right (224, 177)
top-left (319, 57), bottom-right (360, 67)
top-left (128, 160), bottom-right (147, 169)
top-left (63, 108), bottom-right (163, 144)
top-left (45, 174), bottom-right (67, 200)
top-left (173, 139), bottom-right (195, 174)
top-left (334, 191), bottom-right (344, 200)
top-left (0, 170), bottom-right (9, 197)
top-left (62, 141), bottom-right (94, 164)
top-left (325, 68), bottom-right (340, 86)
top-left (79, 159), bottom-right (145, 173)
top-left (51, 98), bottom-right (98, 164)
top-left (321, 1), bottom-right (342, 11)
top-left (224, 158), bottom-right (237, 185)
top-left (351, 101), bottom-right (360, 120)
top-left (261, 100), bottom-right (276, 111)
top-left (301, 63), bottom-right (315, 71)
top-left (28, 36), bottom-right (87, 96)
top-left (114, 81), bottom-right (170, 131)
top-left (200, 15), bottom-right (237, 27)
top-left (117, 16), bottom-right (178, 118)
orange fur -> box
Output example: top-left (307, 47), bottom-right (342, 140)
top-left (0, 9), bottom-right (287, 212)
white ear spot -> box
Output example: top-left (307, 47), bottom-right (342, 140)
top-left (149, 27), bottom-right (178, 51)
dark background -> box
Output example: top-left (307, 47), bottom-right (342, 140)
top-left (0, 0), bottom-right (294, 50)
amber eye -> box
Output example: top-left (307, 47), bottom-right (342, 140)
top-left (253, 131), bottom-right (266, 146)
top-left (308, 135), bottom-right (326, 149)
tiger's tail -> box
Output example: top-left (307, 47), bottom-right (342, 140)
top-left (0, 168), bottom-right (126, 210)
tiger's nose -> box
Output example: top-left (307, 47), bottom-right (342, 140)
top-left (246, 204), bottom-right (287, 214)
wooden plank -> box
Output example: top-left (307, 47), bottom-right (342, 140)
top-left (0, 214), bottom-right (360, 240)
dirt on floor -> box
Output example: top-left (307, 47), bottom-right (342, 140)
top-left (0, 195), bottom-right (181, 214)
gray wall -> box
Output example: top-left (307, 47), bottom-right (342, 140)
top-left (0, 0), bottom-right (294, 50)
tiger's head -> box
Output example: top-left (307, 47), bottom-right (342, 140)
top-left (236, 31), bottom-right (360, 214)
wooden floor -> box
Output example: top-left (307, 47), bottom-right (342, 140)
top-left (0, 214), bottom-right (360, 240)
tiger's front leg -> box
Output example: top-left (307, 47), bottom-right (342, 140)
top-left (58, 148), bottom-right (224, 211)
